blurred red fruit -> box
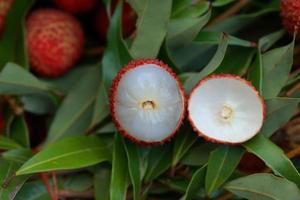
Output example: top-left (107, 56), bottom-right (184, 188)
top-left (0, 0), bottom-right (13, 33)
top-left (0, 114), bottom-right (5, 134)
top-left (280, 0), bottom-right (300, 38)
top-left (95, 1), bottom-right (136, 41)
top-left (54, 0), bottom-right (96, 14)
top-left (26, 9), bottom-right (84, 77)
top-left (238, 153), bottom-right (266, 173)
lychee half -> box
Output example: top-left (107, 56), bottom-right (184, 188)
top-left (280, 0), bottom-right (300, 38)
top-left (188, 74), bottom-right (265, 144)
top-left (0, 0), bottom-right (13, 34)
top-left (26, 9), bottom-right (84, 77)
top-left (110, 59), bottom-right (186, 145)
top-left (54, 0), bottom-right (96, 14)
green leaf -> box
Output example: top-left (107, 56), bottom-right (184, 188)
top-left (95, 166), bottom-right (111, 200)
top-left (110, 134), bottom-right (129, 200)
top-left (173, 1), bottom-right (210, 18)
top-left (184, 33), bottom-right (229, 92)
top-left (225, 173), bottom-right (300, 200)
top-left (172, 129), bottom-right (197, 166)
top-left (261, 98), bottom-right (300, 137)
top-left (167, 9), bottom-right (211, 48)
top-left (144, 144), bottom-right (172, 183)
top-left (123, 139), bottom-right (141, 200)
top-left (0, 63), bottom-right (51, 95)
top-left (2, 149), bottom-right (33, 163)
top-left (0, 136), bottom-right (22, 150)
top-left (46, 67), bottom-right (100, 144)
top-left (102, 4), bottom-right (132, 92)
top-left (182, 165), bottom-right (206, 200)
top-left (205, 146), bottom-right (244, 195)
top-left (248, 49), bottom-right (263, 92)
top-left (15, 180), bottom-right (51, 200)
top-left (10, 115), bottom-right (30, 148)
top-left (258, 29), bottom-right (285, 52)
top-left (63, 173), bottom-right (93, 192)
top-left (212, 0), bottom-right (237, 7)
top-left (16, 136), bottom-right (110, 175)
top-left (215, 47), bottom-right (255, 75)
top-left (130, 0), bottom-right (172, 58)
top-left (244, 134), bottom-right (300, 186)
top-left (0, 159), bottom-right (30, 200)
top-left (262, 39), bottom-right (294, 98)
top-left (181, 142), bottom-right (218, 166)
top-left (0, 0), bottom-right (35, 69)
top-left (195, 32), bottom-right (253, 47)
top-left (21, 94), bottom-right (56, 115)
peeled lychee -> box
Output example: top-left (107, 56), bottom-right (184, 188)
top-left (188, 74), bottom-right (265, 144)
top-left (110, 59), bottom-right (186, 145)
top-left (0, 0), bottom-right (13, 34)
top-left (280, 0), bottom-right (300, 37)
top-left (95, 1), bottom-right (136, 40)
top-left (54, 0), bottom-right (96, 14)
top-left (26, 9), bottom-right (84, 77)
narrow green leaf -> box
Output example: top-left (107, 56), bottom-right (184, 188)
top-left (46, 67), bottom-right (100, 144)
top-left (110, 134), bottom-right (129, 200)
top-left (261, 98), bottom-right (300, 137)
top-left (15, 180), bottom-right (51, 200)
top-left (10, 115), bottom-right (30, 148)
top-left (248, 49), bottom-right (263, 92)
top-left (172, 129), bottom-right (197, 166)
top-left (205, 146), bottom-right (244, 195)
top-left (258, 29), bottom-right (285, 52)
top-left (123, 139), bottom-right (141, 200)
top-left (0, 0), bottom-right (35, 68)
top-left (2, 149), bottom-right (33, 163)
top-left (0, 63), bottom-right (50, 95)
top-left (173, 1), bottom-right (210, 18)
top-left (212, 0), bottom-right (237, 7)
top-left (184, 33), bottom-right (229, 92)
top-left (262, 39), bottom-right (294, 98)
top-left (95, 166), bottom-right (111, 200)
top-left (225, 173), bottom-right (300, 200)
top-left (244, 134), bottom-right (300, 186)
top-left (130, 0), bottom-right (172, 58)
top-left (102, 3), bottom-right (132, 92)
top-left (16, 136), bottom-right (110, 175)
top-left (63, 173), bottom-right (93, 192)
top-left (182, 165), bottom-right (206, 200)
top-left (0, 136), bottom-right (22, 150)
top-left (167, 9), bottom-right (211, 48)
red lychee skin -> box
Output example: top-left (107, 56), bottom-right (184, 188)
top-left (188, 74), bottom-right (266, 145)
top-left (26, 9), bottom-right (84, 77)
top-left (110, 59), bottom-right (186, 146)
top-left (54, 0), bottom-right (96, 14)
top-left (95, 1), bottom-right (136, 41)
top-left (0, 113), bottom-right (5, 134)
top-left (0, 0), bottom-right (13, 34)
top-left (280, 0), bottom-right (300, 38)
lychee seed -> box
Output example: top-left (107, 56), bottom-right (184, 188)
top-left (280, 0), bottom-right (300, 37)
top-left (110, 59), bottom-right (186, 145)
top-left (188, 74), bottom-right (265, 144)
top-left (26, 9), bottom-right (84, 77)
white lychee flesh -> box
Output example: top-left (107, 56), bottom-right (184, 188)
top-left (188, 75), bottom-right (265, 144)
top-left (113, 62), bottom-right (185, 144)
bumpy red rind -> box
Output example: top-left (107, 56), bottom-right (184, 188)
top-left (54, 0), bottom-right (96, 14)
top-left (187, 74), bottom-right (266, 145)
top-left (26, 9), bottom-right (84, 77)
top-left (110, 59), bottom-right (186, 146)
top-left (280, 0), bottom-right (300, 38)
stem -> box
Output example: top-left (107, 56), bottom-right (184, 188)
top-left (39, 173), bottom-right (56, 200)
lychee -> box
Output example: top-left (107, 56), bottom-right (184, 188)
top-left (188, 74), bottom-right (265, 144)
top-left (95, 1), bottom-right (136, 41)
top-left (26, 9), bottom-right (84, 77)
top-left (110, 59), bottom-right (186, 145)
top-left (280, 0), bottom-right (300, 37)
top-left (0, 0), bottom-right (13, 34)
top-left (54, 0), bottom-right (96, 14)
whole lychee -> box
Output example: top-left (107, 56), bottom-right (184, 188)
top-left (280, 0), bottom-right (300, 37)
top-left (26, 9), bottom-right (84, 77)
top-left (95, 1), bottom-right (136, 41)
top-left (0, 0), bottom-right (13, 34)
top-left (110, 59), bottom-right (186, 145)
top-left (54, 0), bottom-right (96, 14)
top-left (188, 74), bottom-right (265, 144)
